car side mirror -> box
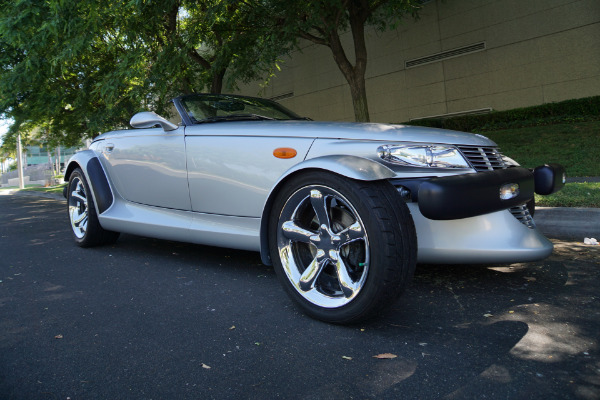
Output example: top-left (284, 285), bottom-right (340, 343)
top-left (130, 111), bottom-right (178, 131)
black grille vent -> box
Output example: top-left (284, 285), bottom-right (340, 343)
top-left (509, 205), bottom-right (536, 229)
top-left (458, 146), bottom-right (536, 229)
top-left (405, 42), bottom-right (486, 68)
top-left (458, 146), bottom-right (506, 171)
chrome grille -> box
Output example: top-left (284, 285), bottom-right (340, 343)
top-left (509, 204), bottom-right (536, 229)
top-left (458, 146), bottom-right (506, 171)
top-left (458, 146), bottom-right (535, 229)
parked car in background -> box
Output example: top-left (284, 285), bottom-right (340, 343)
top-left (64, 94), bottom-right (565, 323)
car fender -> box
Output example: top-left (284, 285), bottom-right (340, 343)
top-left (258, 155), bottom-right (395, 265)
top-left (64, 150), bottom-right (114, 215)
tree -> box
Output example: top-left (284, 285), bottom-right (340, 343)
top-left (0, 0), bottom-right (290, 147)
top-left (0, 0), bottom-right (155, 146)
top-left (273, 0), bottom-right (422, 122)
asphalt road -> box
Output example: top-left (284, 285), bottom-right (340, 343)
top-left (1, 195), bottom-right (599, 400)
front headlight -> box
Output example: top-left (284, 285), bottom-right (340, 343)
top-left (377, 144), bottom-right (470, 168)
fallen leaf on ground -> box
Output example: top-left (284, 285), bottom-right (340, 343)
top-left (373, 353), bottom-right (397, 359)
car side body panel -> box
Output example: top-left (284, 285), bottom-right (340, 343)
top-left (94, 126), bottom-right (190, 210)
top-left (97, 200), bottom-right (261, 252)
top-left (184, 133), bottom-right (315, 217)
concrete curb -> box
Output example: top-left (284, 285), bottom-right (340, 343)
top-left (535, 207), bottom-right (600, 241)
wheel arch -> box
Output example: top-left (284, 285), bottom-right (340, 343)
top-left (65, 151), bottom-right (114, 215)
top-left (259, 155), bottom-right (395, 265)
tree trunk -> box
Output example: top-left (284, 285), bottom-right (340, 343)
top-left (349, 75), bottom-right (370, 122)
top-left (210, 69), bottom-right (226, 94)
top-left (320, 4), bottom-right (370, 122)
top-left (327, 44), bottom-right (370, 122)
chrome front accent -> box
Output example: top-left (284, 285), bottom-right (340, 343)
top-left (458, 146), bottom-right (506, 171)
top-left (459, 146), bottom-right (535, 228)
top-left (377, 144), bottom-right (469, 168)
top-left (509, 205), bottom-right (536, 229)
top-left (68, 178), bottom-right (88, 239)
top-left (277, 186), bottom-right (370, 308)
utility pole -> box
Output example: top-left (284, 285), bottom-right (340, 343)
top-left (56, 146), bottom-right (61, 174)
top-left (16, 133), bottom-right (24, 189)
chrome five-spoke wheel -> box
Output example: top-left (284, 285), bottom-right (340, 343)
top-left (277, 186), bottom-right (369, 308)
top-left (67, 167), bottom-right (119, 247)
top-left (269, 171), bottom-right (417, 324)
top-left (68, 177), bottom-right (88, 239)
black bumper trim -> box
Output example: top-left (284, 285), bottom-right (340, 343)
top-left (394, 167), bottom-right (535, 220)
top-left (86, 157), bottom-right (114, 214)
top-left (534, 163), bottom-right (565, 195)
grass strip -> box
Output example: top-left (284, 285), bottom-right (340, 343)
top-left (535, 182), bottom-right (600, 208)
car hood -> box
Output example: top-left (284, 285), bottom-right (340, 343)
top-left (186, 121), bottom-right (496, 146)
top-left (96, 120), bottom-right (496, 147)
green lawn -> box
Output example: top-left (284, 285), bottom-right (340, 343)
top-left (482, 120), bottom-right (600, 177)
top-left (23, 184), bottom-right (67, 194)
top-left (535, 182), bottom-right (600, 208)
top-left (483, 120), bottom-right (599, 208)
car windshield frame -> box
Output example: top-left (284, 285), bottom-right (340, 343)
top-left (173, 94), bottom-right (303, 125)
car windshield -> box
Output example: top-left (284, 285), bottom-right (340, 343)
top-left (178, 94), bottom-right (302, 124)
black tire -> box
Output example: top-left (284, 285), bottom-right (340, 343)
top-left (67, 168), bottom-right (120, 247)
top-left (268, 171), bottom-right (417, 324)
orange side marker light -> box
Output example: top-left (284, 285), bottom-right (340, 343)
top-left (273, 147), bottom-right (297, 159)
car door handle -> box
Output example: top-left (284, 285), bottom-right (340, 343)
top-left (104, 143), bottom-right (115, 153)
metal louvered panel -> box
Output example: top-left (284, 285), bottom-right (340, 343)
top-left (405, 42), bottom-right (486, 69)
top-left (457, 146), bottom-right (535, 229)
top-left (509, 205), bottom-right (536, 229)
top-left (458, 146), bottom-right (506, 171)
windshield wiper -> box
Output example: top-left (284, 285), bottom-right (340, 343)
top-left (196, 114), bottom-right (276, 124)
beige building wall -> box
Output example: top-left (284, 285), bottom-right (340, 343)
top-left (238, 0), bottom-right (600, 123)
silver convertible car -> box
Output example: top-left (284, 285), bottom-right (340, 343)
top-left (64, 94), bottom-right (565, 323)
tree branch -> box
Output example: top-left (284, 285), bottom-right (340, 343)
top-left (299, 31), bottom-right (329, 47)
top-left (188, 49), bottom-right (211, 70)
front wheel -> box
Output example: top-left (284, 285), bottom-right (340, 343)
top-left (67, 168), bottom-right (120, 247)
top-left (268, 171), bottom-right (417, 324)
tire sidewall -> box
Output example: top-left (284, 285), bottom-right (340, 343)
top-left (68, 168), bottom-right (98, 247)
top-left (269, 171), bottom-right (413, 323)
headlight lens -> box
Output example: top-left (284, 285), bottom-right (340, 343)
top-left (377, 145), bottom-right (470, 168)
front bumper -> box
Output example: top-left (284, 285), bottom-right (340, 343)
top-left (408, 203), bottom-right (554, 264)
top-left (394, 165), bottom-right (565, 221)
top-left (393, 164), bottom-right (565, 264)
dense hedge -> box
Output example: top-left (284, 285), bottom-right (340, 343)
top-left (405, 96), bottom-right (600, 132)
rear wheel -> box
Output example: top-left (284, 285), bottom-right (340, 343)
top-left (67, 168), bottom-right (119, 247)
top-left (269, 171), bottom-right (417, 324)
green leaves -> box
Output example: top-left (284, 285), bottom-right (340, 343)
top-left (0, 0), bottom-right (295, 148)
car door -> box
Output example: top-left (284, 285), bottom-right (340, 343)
top-left (98, 127), bottom-right (191, 210)
top-left (184, 125), bottom-right (314, 217)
